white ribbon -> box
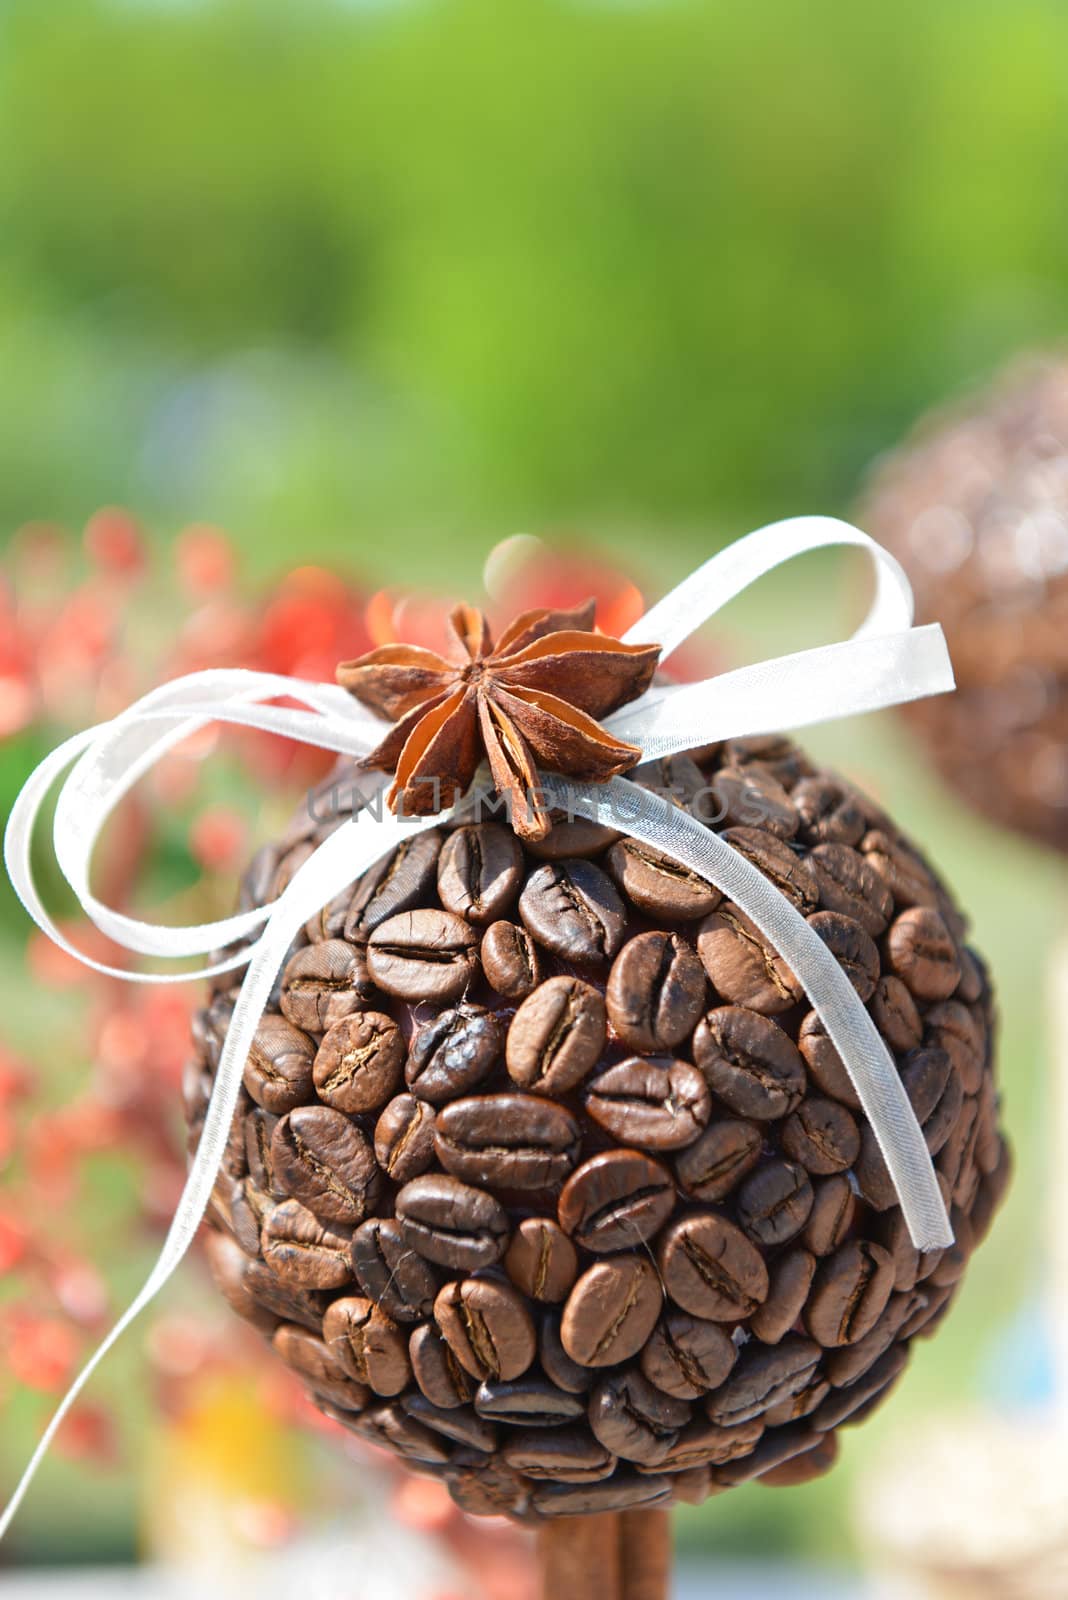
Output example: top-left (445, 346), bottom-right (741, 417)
top-left (0, 515), bottom-right (955, 1535)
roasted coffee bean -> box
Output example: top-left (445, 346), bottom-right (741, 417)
top-left (808, 910), bottom-right (879, 1001)
top-left (243, 1255), bottom-right (329, 1331)
top-left (797, 1011), bottom-right (861, 1109)
top-left (344, 829), bottom-right (443, 940)
top-left (446, 1454), bottom-right (530, 1518)
top-left (203, 1230), bottom-right (280, 1336)
top-left (304, 884), bottom-right (353, 945)
top-left (434, 1277), bottom-right (536, 1382)
top-left (802, 1175), bottom-right (857, 1256)
top-left (861, 829), bottom-right (940, 909)
top-left (558, 1150), bottom-right (675, 1254)
top-left (605, 837), bottom-right (722, 921)
top-left (475, 1377), bottom-right (586, 1427)
top-left (792, 777), bottom-right (866, 846)
top-left (720, 828), bottom-right (818, 914)
top-left (735, 1160), bottom-right (814, 1248)
top-left (312, 1011), bottom-right (404, 1114)
top-left (243, 1016), bottom-right (316, 1114)
top-left (373, 1095), bottom-right (437, 1183)
top-left (724, 736), bottom-right (811, 786)
top-left (647, 1417), bottom-right (764, 1473)
top-left (502, 1428), bottom-right (616, 1483)
top-left (244, 1108), bottom-right (284, 1197)
top-left (657, 1214), bottom-right (768, 1320)
top-left (588, 1370), bottom-right (692, 1465)
top-left (323, 1296), bottom-right (411, 1396)
top-left (673, 1119), bottom-right (763, 1203)
top-left (239, 842), bottom-right (282, 911)
top-left (539, 1311), bottom-right (595, 1394)
top-left (887, 906), bottom-right (962, 1001)
top-left (712, 766), bottom-right (798, 838)
top-left (435, 1094), bottom-right (582, 1189)
top-left (402, 1395), bottom-right (498, 1453)
top-left (919, 1062), bottom-right (964, 1158)
top-left (632, 752), bottom-right (708, 810)
top-left (714, 1424), bottom-right (824, 1487)
top-left (926, 1206), bottom-right (974, 1289)
top-left (697, 907), bottom-right (803, 1014)
top-left (561, 1256), bottom-right (663, 1367)
top-left (279, 940), bottom-right (373, 1033)
top-left (505, 1217), bottom-right (579, 1303)
top-left (897, 1282), bottom-right (956, 1340)
top-left (760, 1432), bottom-right (839, 1487)
top-left (825, 1291), bottom-right (915, 1387)
top-left (939, 1095), bottom-right (980, 1210)
top-left (530, 1471), bottom-right (673, 1517)
top-left (437, 823), bottom-right (524, 926)
top-left (409, 1323), bottom-right (476, 1409)
top-left (272, 1324), bottom-right (370, 1412)
top-left (395, 1175), bottom-right (510, 1270)
top-left (584, 1058), bottom-right (711, 1151)
top-left (229, 1176), bottom-right (271, 1256)
top-left (693, 1006), bottom-right (806, 1119)
top-left (956, 946), bottom-right (986, 1006)
top-left (805, 1240), bottom-right (895, 1346)
top-left (852, 1124), bottom-right (898, 1212)
top-left (272, 1106), bottom-right (380, 1227)
top-left (640, 1309), bottom-right (737, 1399)
top-left (869, 976), bottom-right (923, 1055)
top-left (812, 1345), bottom-right (909, 1431)
top-left (366, 909), bottom-right (479, 1003)
top-left (406, 1006), bottom-right (502, 1105)
top-left (525, 816), bottom-right (621, 861)
top-left (763, 1369), bottom-right (831, 1426)
top-left (925, 1000), bottom-right (986, 1096)
top-left (808, 843), bottom-right (893, 936)
top-left (750, 1249), bottom-right (817, 1345)
top-left (261, 1199), bottom-right (353, 1290)
top-left (361, 1402), bottom-right (453, 1465)
top-left (874, 1211), bottom-right (923, 1294)
top-left (605, 931), bottom-right (706, 1053)
top-left (900, 1045), bottom-right (953, 1126)
top-left (481, 919), bottom-right (542, 999)
top-left (506, 976), bottom-right (607, 1096)
top-left (351, 1216), bottom-right (440, 1323)
top-left (781, 1097), bottom-right (861, 1175)
top-left (272, 841), bottom-right (314, 899)
top-left (518, 860), bottom-right (626, 965)
top-left (704, 1336), bottom-right (822, 1428)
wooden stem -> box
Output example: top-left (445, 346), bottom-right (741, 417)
top-left (537, 1507), bottom-right (672, 1600)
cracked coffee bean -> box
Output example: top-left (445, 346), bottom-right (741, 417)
top-left (673, 1119), bottom-right (763, 1203)
top-left (344, 830), bottom-right (443, 940)
top-left (406, 1006), bottom-right (502, 1105)
top-left (434, 1277), bottom-right (536, 1382)
top-left (279, 940), bottom-right (374, 1033)
top-left (735, 1160), bottom-right (814, 1248)
top-left (323, 1296), bottom-right (411, 1396)
top-left (261, 1199), bottom-right (353, 1290)
top-left (271, 1105), bottom-right (381, 1227)
top-left (351, 1216), bottom-right (440, 1323)
top-left (312, 1011), bottom-right (404, 1114)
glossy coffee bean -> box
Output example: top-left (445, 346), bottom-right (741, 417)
top-left (639, 1308), bottom-right (737, 1399)
top-left (887, 906), bottom-right (962, 1001)
top-left (227, 1176), bottom-right (270, 1257)
top-left (797, 1011), bottom-right (861, 1110)
top-left (720, 828), bottom-right (818, 913)
top-left (558, 1150), bottom-right (675, 1254)
top-left (395, 1174), bottom-right (510, 1270)
top-left (312, 1011), bottom-right (404, 1114)
top-left (243, 1016), bottom-right (316, 1114)
top-left (373, 1094), bottom-right (437, 1183)
top-left (409, 1322), bottom-right (476, 1409)
top-left (279, 940), bottom-right (373, 1033)
top-left (343, 829), bottom-right (443, 940)
top-left (808, 910), bottom-right (880, 1001)
top-left (704, 1335), bottom-right (822, 1427)
top-left (401, 1394), bottom-right (498, 1454)
top-left (808, 843), bottom-right (892, 936)
top-left (506, 976), bottom-right (607, 1096)
top-left (474, 1377), bottom-right (586, 1427)
top-left (502, 1428), bottom-right (616, 1483)
top-left (561, 1256), bottom-right (663, 1367)
top-left (588, 1369), bottom-right (691, 1465)
top-left (323, 1296), bottom-right (412, 1395)
top-left (657, 1213), bottom-right (769, 1320)
top-left (584, 1058), bottom-right (710, 1151)
top-left (437, 823), bottom-right (524, 926)
top-left (538, 1311), bottom-right (595, 1395)
top-left (605, 930), bottom-right (707, 1052)
top-left (518, 860), bottom-right (626, 964)
top-left (351, 1216), bottom-right (440, 1323)
top-left (802, 1175), bottom-right (857, 1256)
top-left (446, 1455), bottom-right (530, 1518)
top-left (366, 909), bottom-right (479, 1004)
top-left (272, 1323), bottom-right (370, 1412)
top-left (261, 1199), bottom-right (353, 1290)
top-left (271, 1106), bottom-right (380, 1227)
top-left (754, 1432), bottom-right (839, 1488)
top-left (434, 1277), bottom-right (536, 1382)
top-left (804, 1240), bottom-right (895, 1347)
top-left (605, 837), bottom-right (722, 921)
top-left (649, 1417), bottom-right (765, 1473)
top-left (673, 1119), bottom-right (763, 1203)
top-left (435, 1094), bottom-right (582, 1190)
top-left (735, 1160), bottom-right (814, 1248)
top-left (750, 1249), bottom-right (817, 1345)
top-left (697, 906), bottom-right (803, 1014)
top-left (693, 1006), bottom-right (806, 1119)
top-left (781, 1097), bottom-right (860, 1175)
top-left (405, 1006), bottom-right (502, 1105)
top-left (504, 1217), bottom-right (579, 1304)
top-left (481, 919), bottom-right (542, 1000)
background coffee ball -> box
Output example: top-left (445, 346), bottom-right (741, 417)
top-left (861, 354), bottom-right (1068, 854)
top-left (185, 739), bottom-right (1009, 1520)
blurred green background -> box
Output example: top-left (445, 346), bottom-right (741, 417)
top-left (1, 0), bottom-right (1066, 1578)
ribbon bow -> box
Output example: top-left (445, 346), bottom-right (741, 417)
top-left (1, 515), bottom-right (955, 1535)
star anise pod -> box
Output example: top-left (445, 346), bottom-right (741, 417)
top-left (337, 599), bottom-right (660, 840)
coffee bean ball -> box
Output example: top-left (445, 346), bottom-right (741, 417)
top-left (185, 740), bottom-right (1009, 1521)
top-left (862, 354), bottom-right (1068, 853)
